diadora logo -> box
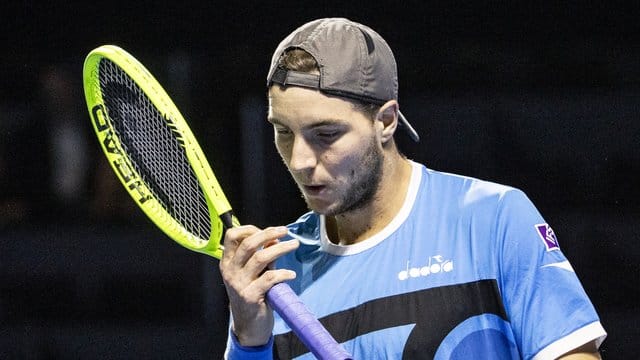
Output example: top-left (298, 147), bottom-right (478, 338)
top-left (535, 223), bottom-right (559, 252)
top-left (398, 255), bottom-right (454, 281)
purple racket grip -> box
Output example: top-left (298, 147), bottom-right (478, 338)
top-left (266, 282), bottom-right (352, 360)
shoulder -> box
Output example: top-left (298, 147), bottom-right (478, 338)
top-left (417, 164), bottom-right (529, 214)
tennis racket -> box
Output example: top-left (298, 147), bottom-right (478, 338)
top-left (83, 45), bottom-right (351, 360)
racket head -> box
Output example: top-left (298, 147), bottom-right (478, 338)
top-left (83, 45), bottom-right (232, 259)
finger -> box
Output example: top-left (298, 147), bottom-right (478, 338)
top-left (243, 239), bottom-right (299, 277)
top-left (225, 267), bottom-right (296, 307)
top-left (220, 226), bottom-right (262, 282)
top-left (221, 225), bottom-right (261, 262)
top-left (231, 226), bottom-right (289, 267)
top-left (250, 268), bottom-right (298, 300)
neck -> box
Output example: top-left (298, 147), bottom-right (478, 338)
top-left (326, 154), bottom-right (412, 245)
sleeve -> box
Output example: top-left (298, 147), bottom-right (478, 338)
top-left (494, 189), bottom-right (606, 360)
top-left (224, 331), bottom-right (274, 360)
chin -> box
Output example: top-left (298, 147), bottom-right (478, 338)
top-left (304, 198), bottom-right (338, 216)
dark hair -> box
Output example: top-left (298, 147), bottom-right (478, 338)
top-left (278, 49), bottom-right (381, 120)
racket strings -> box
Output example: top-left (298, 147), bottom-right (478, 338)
top-left (97, 59), bottom-right (212, 242)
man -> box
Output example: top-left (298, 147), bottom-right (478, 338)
top-left (220, 18), bottom-right (606, 359)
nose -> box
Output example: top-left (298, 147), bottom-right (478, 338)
top-left (288, 136), bottom-right (317, 172)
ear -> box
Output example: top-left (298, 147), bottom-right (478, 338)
top-left (376, 100), bottom-right (399, 144)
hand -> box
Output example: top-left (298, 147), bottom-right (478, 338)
top-left (219, 225), bottom-right (300, 347)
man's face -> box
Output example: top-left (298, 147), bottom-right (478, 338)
top-left (268, 85), bottom-right (384, 216)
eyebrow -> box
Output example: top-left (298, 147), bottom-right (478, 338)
top-left (268, 117), bottom-right (347, 129)
top-left (267, 116), bottom-right (283, 125)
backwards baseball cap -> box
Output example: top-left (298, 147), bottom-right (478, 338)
top-left (267, 18), bottom-right (420, 142)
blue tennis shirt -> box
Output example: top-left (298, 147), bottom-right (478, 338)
top-left (226, 161), bottom-right (606, 360)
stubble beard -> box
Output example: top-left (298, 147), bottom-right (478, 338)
top-left (301, 137), bottom-right (384, 217)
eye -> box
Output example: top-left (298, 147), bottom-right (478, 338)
top-left (317, 130), bottom-right (338, 138)
top-left (314, 127), bottom-right (345, 145)
top-left (274, 126), bottom-right (292, 136)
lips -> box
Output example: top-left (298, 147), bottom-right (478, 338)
top-left (302, 184), bottom-right (326, 196)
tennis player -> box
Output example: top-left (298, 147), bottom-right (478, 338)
top-left (220, 18), bottom-right (606, 359)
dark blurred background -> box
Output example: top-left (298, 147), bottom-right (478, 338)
top-left (1, 1), bottom-right (638, 359)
